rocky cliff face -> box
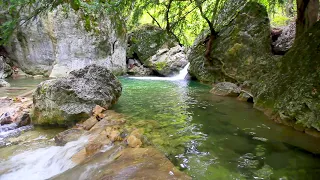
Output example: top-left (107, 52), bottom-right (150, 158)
top-left (5, 6), bottom-right (126, 77)
top-left (252, 21), bottom-right (320, 133)
top-left (188, 1), bottom-right (272, 84)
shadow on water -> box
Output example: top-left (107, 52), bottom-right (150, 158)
top-left (113, 77), bottom-right (320, 180)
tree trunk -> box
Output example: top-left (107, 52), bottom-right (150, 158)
top-left (296, 0), bottom-right (319, 38)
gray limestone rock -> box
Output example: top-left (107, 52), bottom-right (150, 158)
top-left (32, 64), bottom-right (122, 126)
top-left (5, 6), bottom-right (126, 77)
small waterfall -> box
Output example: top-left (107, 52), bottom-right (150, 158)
top-left (0, 136), bottom-right (89, 180)
top-left (172, 62), bottom-right (190, 80)
top-left (130, 62), bottom-right (190, 81)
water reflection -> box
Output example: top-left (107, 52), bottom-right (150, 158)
top-left (114, 78), bottom-right (320, 179)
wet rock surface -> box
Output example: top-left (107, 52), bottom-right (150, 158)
top-left (49, 108), bottom-right (190, 180)
top-left (32, 64), bottom-right (122, 126)
top-left (53, 147), bottom-right (191, 180)
top-left (0, 96), bottom-right (34, 147)
top-left (54, 129), bottom-right (86, 146)
top-left (210, 82), bottom-right (241, 97)
top-left (252, 21), bottom-right (320, 135)
top-left (148, 45), bottom-right (188, 76)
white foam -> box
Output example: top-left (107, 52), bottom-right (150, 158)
top-left (0, 136), bottom-right (88, 180)
top-left (130, 62), bottom-right (190, 81)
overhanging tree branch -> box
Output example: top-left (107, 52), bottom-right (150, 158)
top-left (147, 11), bottom-right (162, 29)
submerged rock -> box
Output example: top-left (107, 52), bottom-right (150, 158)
top-left (32, 64), bottom-right (122, 126)
top-left (5, 5), bottom-right (126, 77)
top-left (210, 82), bottom-right (241, 97)
top-left (252, 21), bottom-right (320, 133)
top-left (148, 45), bottom-right (188, 76)
top-left (55, 128), bottom-right (86, 146)
top-left (188, 1), bottom-right (272, 83)
top-left (0, 79), bottom-right (10, 87)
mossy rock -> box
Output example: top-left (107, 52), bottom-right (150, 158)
top-left (32, 64), bottom-right (122, 126)
top-left (188, 1), bottom-right (272, 84)
top-left (127, 24), bottom-right (178, 64)
top-left (252, 21), bottom-right (320, 131)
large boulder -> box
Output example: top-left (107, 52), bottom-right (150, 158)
top-left (252, 21), bottom-right (320, 132)
top-left (210, 82), bottom-right (241, 97)
top-left (5, 6), bottom-right (126, 77)
top-left (32, 64), bottom-right (122, 126)
top-left (127, 25), bottom-right (178, 64)
top-left (0, 56), bottom-right (12, 79)
top-left (272, 22), bottom-right (295, 54)
top-left (148, 45), bottom-right (188, 76)
top-left (188, 1), bottom-right (272, 83)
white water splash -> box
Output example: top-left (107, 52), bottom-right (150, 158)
top-left (0, 136), bottom-right (88, 180)
top-left (130, 62), bottom-right (190, 81)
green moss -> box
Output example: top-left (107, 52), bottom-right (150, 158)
top-left (271, 15), bottom-right (290, 27)
top-left (252, 21), bottom-right (320, 130)
top-left (155, 61), bottom-right (167, 71)
top-left (127, 24), bottom-right (178, 63)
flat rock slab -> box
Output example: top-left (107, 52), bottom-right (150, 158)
top-left (52, 147), bottom-right (191, 180)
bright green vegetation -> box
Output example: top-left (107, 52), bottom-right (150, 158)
top-left (0, 0), bottom-right (297, 46)
top-left (113, 78), bottom-right (320, 179)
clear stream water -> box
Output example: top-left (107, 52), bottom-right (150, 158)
top-left (1, 76), bottom-right (320, 179)
top-left (113, 78), bottom-right (320, 180)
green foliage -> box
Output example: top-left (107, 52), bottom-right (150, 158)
top-left (271, 15), bottom-right (290, 26)
top-left (0, 0), bottom-right (292, 46)
top-left (0, 0), bottom-right (132, 45)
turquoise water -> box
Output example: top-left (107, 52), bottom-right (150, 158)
top-left (0, 77), bottom-right (47, 97)
top-left (113, 78), bottom-right (320, 180)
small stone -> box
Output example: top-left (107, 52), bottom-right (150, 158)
top-left (108, 130), bottom-right (121, 142)
top-left (127, 135), bottom-right (142, 148)
top-left (85, 143), bottom-right (103, 156)
top-left (82, 116), bottom-right (99, 130)
top-left (54, 128), bottom-right (85, 146)
top-left (16, 112), bottom-right (31, 127)
top-left (92, 105), bottom-right (106, 116)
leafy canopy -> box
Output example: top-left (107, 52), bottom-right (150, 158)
top-left (0, 0), bottom-right (288, 46)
